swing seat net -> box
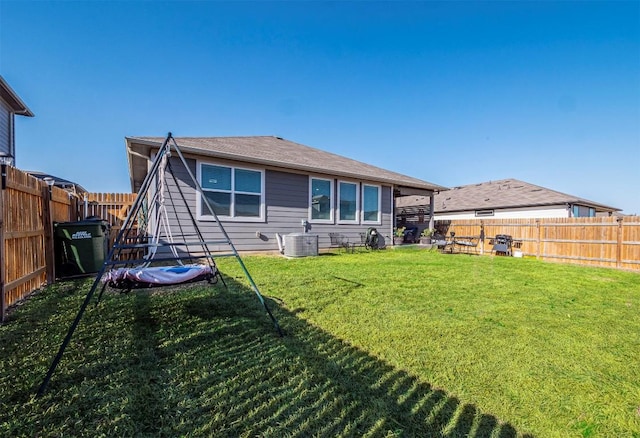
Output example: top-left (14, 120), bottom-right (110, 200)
top-left (103, 264), bottom-right (215, 289)
top-left (102, 148), bottom-right (222, 291)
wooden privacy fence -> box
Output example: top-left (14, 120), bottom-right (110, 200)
top-left (83, 192), bottom-right (138, 249)
top-left (83, 192), bottom-right (137, 227)
top-left (436, 217), bottom-right (640, 271)
top-left (0, 165), bottom-right (138, 322)
top-left (0, 166), bottom-right (75, 322)
top-left (2, 168), bottom-right (638, 322)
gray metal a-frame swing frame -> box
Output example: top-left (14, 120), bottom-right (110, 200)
top-left (37, 133), bottom-right (283, 396)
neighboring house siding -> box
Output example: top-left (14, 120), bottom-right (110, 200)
top-left (156, 156), bottom-right (394, 252)
top-left (0, 100), bottom-right (12, 161)
top-left (435, 205), bottom-right (570, 220)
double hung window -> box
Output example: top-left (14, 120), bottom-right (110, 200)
top-left (362, 184), bottom-right (381, 224)
top-left (199, 163), bottom-right (264, 221)
top-left (309, 177), bottom-right (382, 225)
top-left (338, 181), bottom-right (359, 223)
top-left (310, 177), bottom-right (333, 222)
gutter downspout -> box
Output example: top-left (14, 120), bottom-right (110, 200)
top-left (275, 233), bottom-right (284, 254)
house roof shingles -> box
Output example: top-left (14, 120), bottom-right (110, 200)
top-left (396, 178), bottom-right (620, 213)
top-left (127, 136), bottom-right (447, 192)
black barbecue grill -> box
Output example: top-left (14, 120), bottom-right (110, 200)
top-left (492, 234), bottom-right (513, 256)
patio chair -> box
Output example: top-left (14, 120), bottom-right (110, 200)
top-left (454, 236), bottom-right (480, 254)
top-left (329, 233), bottom-right (354, 253)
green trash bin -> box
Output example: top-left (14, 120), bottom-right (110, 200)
top-left (54, 220), bottom-right (109, 278)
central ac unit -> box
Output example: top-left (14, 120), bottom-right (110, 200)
top-left (283, 233), bottom-right (318, 257)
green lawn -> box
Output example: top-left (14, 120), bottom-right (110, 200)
top-left (1, 248), bottom-right (639, 437)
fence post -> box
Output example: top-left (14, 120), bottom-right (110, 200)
top-left (535, 219), bottom-right (541, 259)
top-left (616, 216), bottom-right (623, 269)
top-left (42, 185), bottom-right (56, 284)
top-left (69, 194), bottom-right (77, 221)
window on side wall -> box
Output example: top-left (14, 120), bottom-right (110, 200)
top-left (198, 163), bottom-right (264, 221)
top-left (338, 181), bottom-right (359, 224)
top-left (572, 205), bottom-right (593, 218)
top-left (310, 177), bottom-right (333, 223)
top-left (362, 184), bottom-right (381, 224)
top-left (572, 205), bottom-right (580, 217)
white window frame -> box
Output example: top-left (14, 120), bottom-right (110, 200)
top-left (196, 161), bottom-right (265, 222)
top-left (361, 183), bottom-right (382, 225)
top-left (337, 180), bottom-right (360, 224)
top-left (309, 176), bottom-right (334, 223)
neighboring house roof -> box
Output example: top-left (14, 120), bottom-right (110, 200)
top-left (126, 136), bottom-right (448, 194)
top-left (396, 178), bottom-right (620, 213)
top-left (0, 76), bottom-right (34, 117)
top-left (26, 171), bottom-right (88, 195)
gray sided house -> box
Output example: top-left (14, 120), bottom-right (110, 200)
top-left (397, 178), bottom-right (620, 221)
top-left (0, 76), bottom-right (34, 166)
top-left (126, 136), bottom-right (447, 252)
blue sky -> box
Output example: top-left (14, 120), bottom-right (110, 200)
top-left (1, 1), bottom-right (638, 214)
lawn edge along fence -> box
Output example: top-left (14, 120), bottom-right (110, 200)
top-left (0, 165), bottom-right (136, 322)
top-left (436, 217), bottom-right (640, 271)
top-left (2, 164), bottom-right (638, 322)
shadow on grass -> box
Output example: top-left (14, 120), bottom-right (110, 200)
top-left (0, 275), bottom-right (534, 437)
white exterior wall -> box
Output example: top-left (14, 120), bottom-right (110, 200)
top-left (435, 205), bottom-right (570, 220)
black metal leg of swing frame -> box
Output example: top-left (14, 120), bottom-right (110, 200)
top-left (263, 302), bottom-right (284, 337)
top-left (96, 281), bottom-right (109, 304)
top-left (37, 276), bottom-right (102, 397)
top-left (211, 270), bottom-right (280, 335)
top-left (216, 271), bottom-right (227, 289)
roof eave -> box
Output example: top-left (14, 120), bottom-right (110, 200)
top-left (126, 137), bottom-right (448, 192)
top-left (0, 76), bottom-right (34, 117)
top-left (436, 201), bottom-right (621, 214)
